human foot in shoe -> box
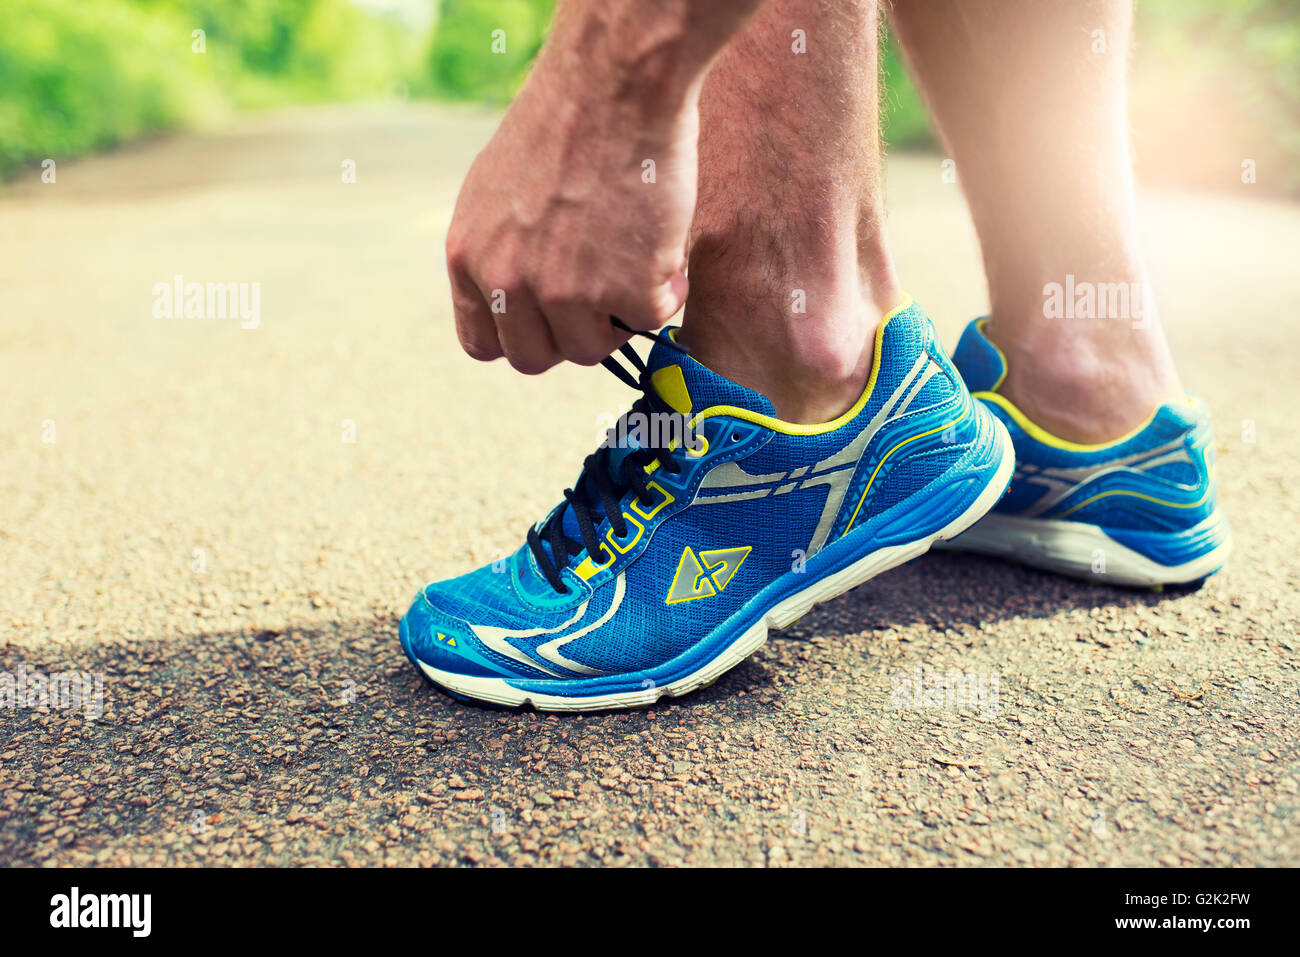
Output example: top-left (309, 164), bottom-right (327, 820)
top-left (940, 318), bottom-right (1231, 587)
top-left (400, 299), bottom-right (1014, 710)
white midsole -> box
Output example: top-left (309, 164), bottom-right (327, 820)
top-left (417, 420), bottom-right (1015, 711)
top-left (937, 512), bottom-right (1231, 586)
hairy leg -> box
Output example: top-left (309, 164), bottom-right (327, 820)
top-left (890, 0), bottom-right (1183, 442)
top-left (680, 0), bottom-right (903, 424)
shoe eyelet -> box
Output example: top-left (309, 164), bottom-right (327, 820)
top-left (730, 431), bottom-right (744, 443)
top-left (685, 435), bottom-right (709, 458)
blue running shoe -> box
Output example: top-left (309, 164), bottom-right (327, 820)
top-left (940, 317), bottom-right (1231, 586)
top-left (400, 298), bottom-right (1014, 710)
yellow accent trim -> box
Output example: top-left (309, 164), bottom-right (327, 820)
top-left (1054, 467), bottom-right (1216, 519)
top-left (975, 317), bottom-right (1009, 393)
top-left (605, 511), bottom-right (644, 555)
top-left (664, 545), bottom-right (752, 605)
top-left (630, 480), bottom-right (674, 520)
top-left (651, 364), bottom-right (693, 415)
top-left (573, 543), bottom-right (615, 581)
top-left (971, 320), bottom-right (1192, 452)
top-left (665, 548), bottom-right (716, 605)
top-left (683, 294), bottom-right (916, 437)
top-left (573, 484), bottom-right (674, 580)
top-left (974, 391), bottom-right (1162, 453)
top-left (846, 401), bottom-right (970, 531)
top-left (699, 545), bottom-right (752, 592)
top-left (642, 433), bottom-right (707, 474)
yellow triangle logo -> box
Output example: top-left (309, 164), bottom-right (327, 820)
top-left (666, 546), bottom-right (752, 604)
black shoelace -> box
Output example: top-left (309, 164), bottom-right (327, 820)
top-left (526, 321), bottom-right (690, 594)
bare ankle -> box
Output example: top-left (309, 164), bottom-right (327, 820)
top-left (680, 246), bottom-right (902, 423)
top-left (986, 316), bottom-right (1184, 444)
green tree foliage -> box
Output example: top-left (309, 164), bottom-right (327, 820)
top-left (426, 0), bottom-right (555, 103)
top-left (1, 0), bottom-right (414, 177)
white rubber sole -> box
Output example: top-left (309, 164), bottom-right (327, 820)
top-left (414, 419), bottom-right (1016, 711)
top-left (937, 512), bottom-right (1231, 587)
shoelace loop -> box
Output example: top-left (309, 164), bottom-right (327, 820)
top-left (525, 323), bottom-right (690, 594)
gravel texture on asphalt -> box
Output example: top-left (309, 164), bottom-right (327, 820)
top-left (2, 104), bottom-right (1297, 867)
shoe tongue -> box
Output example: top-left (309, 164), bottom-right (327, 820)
top-left (645, 328), bottom-right (777, 418)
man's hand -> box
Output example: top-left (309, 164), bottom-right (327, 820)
top-left (445, 0), bottom-right (764, 372)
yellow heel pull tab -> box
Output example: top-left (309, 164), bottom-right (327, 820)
top-left (651, 364), bottom-right (693, 416)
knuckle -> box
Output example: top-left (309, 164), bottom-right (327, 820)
top-left (481, 270), bottom-right (526, 302)
top-left (554, 318), bottom-right (622, 367)
top-left (449, 284), bottom-right (482, 313)
top-left (455, 319), bottom-right (500, 361)
top-left (507, 351), bottom-right (555, 376)
top-left (563, 343), bottom-right (610, 367)
top-left (536, 284), bottom-right (586, 314)
top-left (444, 234), bottom-right (470, 273)
top-left (461, 337), bottom-right (500, 362)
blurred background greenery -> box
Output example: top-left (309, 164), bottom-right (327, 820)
top-left (3, 0), bottom-right (1297, 191)
top-left (0, 0), bottom-right (419, 175)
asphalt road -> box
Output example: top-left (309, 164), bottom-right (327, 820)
top-left (2, 103), bottom-right (1297, 867)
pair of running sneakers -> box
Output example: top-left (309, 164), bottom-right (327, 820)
top-left (400, 298), bottom-right (1230, 710)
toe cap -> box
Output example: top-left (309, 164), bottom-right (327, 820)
top-left (400, 590), bottom-right (505, 679)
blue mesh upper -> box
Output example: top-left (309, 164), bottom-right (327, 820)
top-left (950, 317), bottom-right (1220, 533)
top-left (407, 301), bottom-right (1009, 682)
top-left (952, 318), bottom-right (1006, 393)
